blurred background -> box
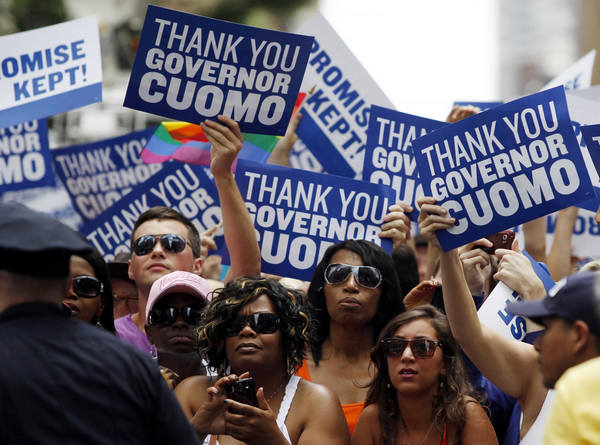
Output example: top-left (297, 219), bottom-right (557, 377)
top-left (1, 0), bottom-right (599, 222)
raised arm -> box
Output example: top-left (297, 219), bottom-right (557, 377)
top-left (202, 116), bottom-right (261, 281)
top-left (417, 197), bottom-right (542, 401)
top-left (267, 112), bottom-right (302, 167)
top-left (379, 202), bottom-right (413, 250)
top-left (546, 206), bottom-right (578, 281)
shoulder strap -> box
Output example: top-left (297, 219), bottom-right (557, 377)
top-left (276, 375), bottom-right (300, 425)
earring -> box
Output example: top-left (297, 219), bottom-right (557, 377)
top-left (386, 381), bottom-right (391, 389)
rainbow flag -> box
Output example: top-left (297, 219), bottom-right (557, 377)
top-left (141, 92), bottom-right (307, 166)
top-left (141, 122), bottom-right (279, 166)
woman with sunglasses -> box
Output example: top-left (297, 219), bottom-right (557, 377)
top-left (62, 247), bottom-right (115, 333)
top-left (352, 305), bottom-right (497, 445)
top-left (175, 277), bottom-right (350, 445)
top-left (299, 240), bottom-right (405, 435)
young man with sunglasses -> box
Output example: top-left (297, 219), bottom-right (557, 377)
top-left (0, 203), bottom-right (199, 444)
top-left (145, 271), bottom-right (211, 385)
top-left (117, 116), bottom-right (261, 352)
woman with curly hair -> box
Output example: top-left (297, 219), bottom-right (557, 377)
top-left (352, 305), bottom-right (497, 445)
top-left (298, 240), bottom-right (405, 435)
top-left (175, 276), bottom-right (350, 445)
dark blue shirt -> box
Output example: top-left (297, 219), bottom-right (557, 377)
top-left (0, 302), bottom-right (199, 445)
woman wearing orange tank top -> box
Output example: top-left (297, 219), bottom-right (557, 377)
top-left (302, 240), bottom-right (406, 435)
top-left (352, 306), bottom-right (497, 445)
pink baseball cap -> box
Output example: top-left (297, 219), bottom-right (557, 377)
top-left (146, 271), bottom-right (212, 322)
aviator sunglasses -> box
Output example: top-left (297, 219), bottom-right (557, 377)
top-left (324, 263), bottom-right (382, 289)
top-left (133, 234), bottom-right (191, 256)
top-left (225, 313), bottom-right (281, 337)
top-left (381, 338), bottom-right (443, 359)
top-left (71, 276), bottom-right (104, 299)
top-left (148, 305), bottom-right (204, 327)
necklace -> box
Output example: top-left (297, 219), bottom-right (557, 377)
top-left (266, 376), bottom-right (289, 403)
top-left (401, 419), bottom-right (436, 445)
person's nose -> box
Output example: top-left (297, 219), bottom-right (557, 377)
top-left (150, 237), bottom-right (166, 257)
top-left (343, 272), bottom-right (359, 291)
top-left (400, 342), bottom-right (416, 362)
top-left (239, 322), bottom-right (258, 337)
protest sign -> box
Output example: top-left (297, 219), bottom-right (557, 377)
top-left (362, 105), bottom-right (445, 220)
top-left (0, 119), bottom-right (55, 193)
top-left (0, 17), bottom-right (102, 129)
top-left (565, 94), bottom-right (600, 212)
top-left (412, 86), bottom-right (595, 251)
top-left (542, 50), bottom-right (596, 92)
top-left (124, 5), bottom-right (313, 136)
top-left (453, 101), bottom-right (503, 111)
top-left (235, 160), bottom-right (396, 280)
top-left (81, 162), bottom-right (223, 261)
top-left (52, 128), bottom-right (161, 223)
top-left (581, 124), bottom-right (600, 180)
top-left (293, 13), bottom-right (394, 178)
top-left (569, 85), bottom-right (600, 102)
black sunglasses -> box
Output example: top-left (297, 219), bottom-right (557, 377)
top-left (72, 276), bottom-right (103, 299)
top-left (133, 234), bottom-right (191, 256)
top-left (381, 338), bottom-right (442, 359)
top-left (148, 305), bottom-right (204, 327)
top-left (324, 263), bottom-right (382, 289)
top-left (225, 313), bottom-right (280, 337)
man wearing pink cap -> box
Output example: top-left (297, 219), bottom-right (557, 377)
top-left (145, 271), bottom-right (212, 385)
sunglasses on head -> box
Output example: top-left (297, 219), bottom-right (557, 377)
top-left (148, 305), bottom-right (204, 327)
top-left (225, 313), bottom-right (280, 337)
top-left (72, 276), bottom-right (103, 299)
top-left (324, 263), bottom-right (382, 289)
top-left (381, 338), bottom-right (442, 359)
top-left (133, 234), bottom-right (190, 256)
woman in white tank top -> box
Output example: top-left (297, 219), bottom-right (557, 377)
top-left (175, 277), bottom-right (350, 445)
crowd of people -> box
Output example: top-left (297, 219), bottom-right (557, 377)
top-left (1, 106), bottom-right (599, 445)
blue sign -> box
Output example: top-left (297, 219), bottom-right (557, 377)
top-left (577, 123), bottom-right (600, 212)
top-left (453, 101), bottom-right (503, 111)
top-left (52, 128), bottom-right (161, 224)
top-left (412, 86), bottom-right (595, 251)
top-left (0, 119), bottom-right (55, 193)
top-left (81, 162), bottom-right (223, 261)
top-left (124, 5), bottom-right (313, 136)
top-left (363, 105), bottom-right (446, 221)
top-left (234, 160), bottom-right (396, 280)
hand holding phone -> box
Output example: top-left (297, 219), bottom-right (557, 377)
top-left (225, 377), bottom-right (258, 407)
top-left (482, 230), bottom-right (515, 254)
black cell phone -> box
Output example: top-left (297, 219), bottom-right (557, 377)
top-left (226, 377), bottom-right (258, 406)
top-left (482, 229), bottom-right (515, 254)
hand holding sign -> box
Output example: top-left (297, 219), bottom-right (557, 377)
top-left (416, 196), bottom-right (455, 250)
top-left (379, 202), bottom-right (413, 249)
top-left (201, 115), bottom-right (243, 178)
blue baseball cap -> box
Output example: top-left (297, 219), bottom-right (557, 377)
top-left (506, 271), bottom-right (600, 335)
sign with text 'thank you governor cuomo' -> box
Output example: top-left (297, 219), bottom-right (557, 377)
top-left (0, 17), bottom-right (102, 129)
top-left (411, 86), bottom-right (595, 251)
top-left (363, 105), bottom-right (446, 221)
top-left (235, 160), bottom-right (396, 281)
top-left (124, 5), bottom-right (313, 136)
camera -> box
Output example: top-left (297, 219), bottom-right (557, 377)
top-left (225, 377), bottom-right (258, 406)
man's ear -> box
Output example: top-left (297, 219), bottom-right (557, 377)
top-left (192, 256), bottom-right (203, 275)
top-left (128, 258), bottom-right (134, 281)
top-left (573, 320), bottom-right (591, 354)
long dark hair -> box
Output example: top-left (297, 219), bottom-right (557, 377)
top-left (367, 305), bottom-right (475, 445)
top-left (306, 240), bottom-right (405, 364)
top-left (198, 277), bottom-right (309, 376)
top-left (77, 248), bottom-right (115, 333)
